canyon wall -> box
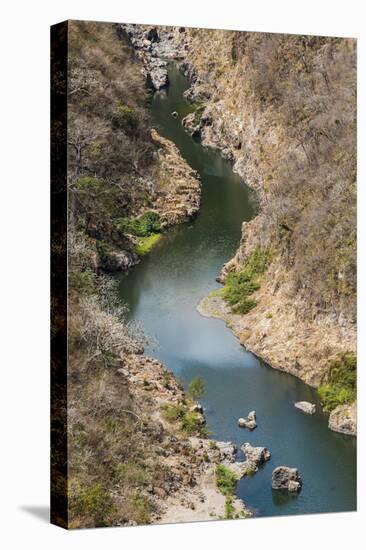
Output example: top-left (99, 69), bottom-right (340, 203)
top-left (122, 25), bottom-right (357, 434)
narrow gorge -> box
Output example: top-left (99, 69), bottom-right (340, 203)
top-left (63, 21), bottom-right (356, 528)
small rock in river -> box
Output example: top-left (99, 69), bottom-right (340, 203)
top-left (238, 410), bottom-right (257, 430)
top-left (294, 401), bottom-right (316, 415)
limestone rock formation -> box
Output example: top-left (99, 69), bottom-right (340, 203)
top-left (215, 441), bottom-right (237, 463)
top-left (294, 401), bottom-right (316, 415)
top-left (150, 129), bottom-right (201, 227)
top-left (242, 442), bottom-right (270, 470)
top-left (238, 410), bottom-right (257, 430)
top-left (272, 466), bottom-right (302, 492)
top-left (328, 402), bottom-right (356, 436)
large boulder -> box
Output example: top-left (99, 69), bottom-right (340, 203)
top-left (182, 112), bottom-right (201, 138)
top-left (328, 402), bottom-right (356, 436)
top-left (294, 401), bottom-right (316, 415)
top-left (100, 249), bottom-right (139, 272)
top-left (272, 466), bottom-right (302, 492)
top-left (242, 442), bottom-right (270, 470)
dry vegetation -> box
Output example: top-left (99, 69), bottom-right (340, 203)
top-left (185, 31), bottom-right (356, 322)
top-left (67, 228), bottom-right (210, 527)
top-left (65, 22), bottom-right (206, 528)
top-left (65, 22), bottom-right (166, 527)
top-left (68, 20), bottom-right (155, 220)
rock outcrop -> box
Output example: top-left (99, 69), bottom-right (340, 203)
top-left (99, 248), bottom-right (140, 272)
top-left (272, 466), bottom-right (302, 492)
top-left (150, 129), bottom-right (201, 227)
top-left (294, 401), bottom-right (316, 415)
top-left (242, 442), bottom-right (271, 471)
top-left (123, 355), bottom-right (251, 521)
top-left (119, 24), bottom-right (186, 90)
top-left (215, 441), bottom-right (237, 463)
top-left (328, 402), bottom-right (356, 436)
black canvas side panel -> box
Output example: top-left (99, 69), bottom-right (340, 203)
top-left (50, 20), bottom-right (68, 529)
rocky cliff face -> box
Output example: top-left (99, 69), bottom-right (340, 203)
top-left (150, 129), bottom-right (201, 226)
top-left (123, 24), bottom-right (357, 435)
top-left (68, 21), bottom-right (201, 274)
top-left (66, 22), bottom-right (252, 528)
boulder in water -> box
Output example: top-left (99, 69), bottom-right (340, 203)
top-left (294, 401), bottom-right (316, 415)
top-left (238, 410), bottom-right (257, 430)
top-left (272, 466), bottom-right (302, 492)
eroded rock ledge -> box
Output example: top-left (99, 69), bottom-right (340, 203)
top-left (151, 129), bottom-right (201, 227)
top-left (328, 403), bottom-right (357, 436)
top-left (122, 353), bottom-right (251, 522)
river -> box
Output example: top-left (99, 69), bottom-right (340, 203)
top-left (117, 64), bottom-right (356, 518)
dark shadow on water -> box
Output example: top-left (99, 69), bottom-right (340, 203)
top-left (271, 490), bottom-right (300, 507)
top-left (20, 505), bottom-right (50, 523)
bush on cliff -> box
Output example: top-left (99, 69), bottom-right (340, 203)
top-left (69, 483), bottom-right (115, 527)
top-left (222, 247), bottom-right (270, 314)
top-left (116, 212), bottom-right (161, 237)
top-left (318, 353), bottom-right (356, 412)
top-left (215, 464), bottom-right (238, 496)
top-left (188, 377), bottom-right (205, 401)
top-left (160, 402), bottom-right (207, 437)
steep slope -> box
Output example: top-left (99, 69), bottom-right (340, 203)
top-left (67, 21), bottom-right (201, 273)
top-left (65, 21), bottom-right (247, 528)
top-left (122, 25), bottom-right (357, 434)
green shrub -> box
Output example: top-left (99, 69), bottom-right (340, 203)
top-left (181, 411), bottom-right (203, 435)
top-left (160, 403), bottom-right (186, 422)
top-left (318, 352), bottom-right (356, 412)
top-left (188, 377), bottom-right (205, 401)
top-left (111, 103), bottom-right (139, 131)
top-left (129, 495), bottom-right (152, 525)
top-left (69, 483), bottom-right (114, 525)
top-left (135, 233), bottom-right (161, 256)
top-left (74, 176), bottom-right (105, 192)
top-left (225, 496), bottom-right (235, 519)
top-left (222, 247), bottom-right (270, 314)
top-left (96, 240), bottom-right (113, 265)
top-left (215, 464), bottom-right (238, 496)
top-left (116, 211), bottom-right (161, 237)
top-left (160, 403), bottom-right (207, 437)
top-left (70, 268), bottom-right (97, 295)
top-left (162, 371), bottom-right (172, 389)
top-left (114, 461), bottom-right (147, 486)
